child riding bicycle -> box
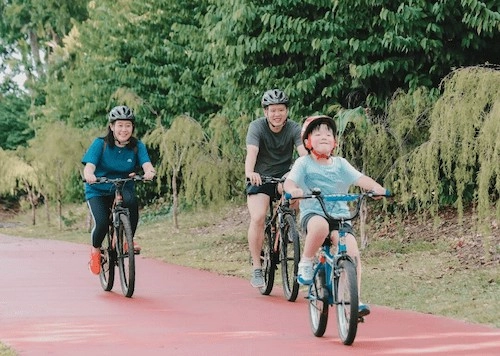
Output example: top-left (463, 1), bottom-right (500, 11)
top-left (284, 115), bottom-right (387, 317)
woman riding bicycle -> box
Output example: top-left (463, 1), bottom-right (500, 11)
top-left (284, 115), bottom-right (387, 317)
top-left (82, 105), bottom-right (156, 275)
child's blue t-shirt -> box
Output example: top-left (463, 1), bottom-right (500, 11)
top-left (287, 155), bottom-right (363, 222)
top-left (81, 138), bottom-right (151, 200)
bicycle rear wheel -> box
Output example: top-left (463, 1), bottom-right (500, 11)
top-left (99, 229), bottom-right (116, 291)
top-left (117, 214), bottom-right (135, 298)
top-left (281, 213), bottom-right (300, 301)
top-left (308, 267), bottom-right (329, 337)
top-left (259, 224), bottom-right (276, 295)
top-left (335, 259), bottom-right (359, 345)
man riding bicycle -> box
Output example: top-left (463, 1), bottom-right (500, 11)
top-left (245, 89), bottom-right (307, 288)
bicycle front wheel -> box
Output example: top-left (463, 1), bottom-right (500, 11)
top-left (259, 225), bottom-right (276, 295)
top-left (308, 267), bottom-right (329, 337)
top-left (281, 214), bottom-right (300, 302)
top-left (335, 259), bottom-right (359, 345)
top-left (117, 214), bottom-right (135, 298)
top-left (99, 228), bottom-right (115, 291)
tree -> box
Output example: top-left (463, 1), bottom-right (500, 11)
top-left (43, 0), bottom-right (217, 133)
top-left (24, 121), bottom-right (88, 228)
top-left (201, 0), bottom-right (500, 118)
top-left (0, 147), bottom-right (40, 224)
top-left (145, 115), bottom-right (204, 229)
top-left (0, 90), bottom-right (33, 149)
top-left (389, 66), bottom-right (500, 222)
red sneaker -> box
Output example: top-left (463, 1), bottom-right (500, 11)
top-left (89, 251), bottom-right (101, 275)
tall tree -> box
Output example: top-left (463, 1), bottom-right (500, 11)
top-left (201, 0), bottom-right (500, 118)
top-left (44, 0), bottom-right (217, 134)
top-left (0, 89), bottom-right (33, 149)
top-left (24, 121), bottom-right (88, 228)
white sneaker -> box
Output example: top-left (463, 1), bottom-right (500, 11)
top-left (250, 268), bottom-right (265, 288)
top-left (297, 260), bottom-right (314, 285)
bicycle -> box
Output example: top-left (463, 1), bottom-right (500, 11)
top-left (256, 176), bottom-right (301, 301)
top-left (286, 189), bottom-right (390, 345)
top-left (88, 175), bottom-right (146, 298)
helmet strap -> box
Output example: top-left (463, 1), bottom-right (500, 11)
top-left (311, 148), bottom-right (331, 160)
top-left (114, 137), bottom-right (129, 146)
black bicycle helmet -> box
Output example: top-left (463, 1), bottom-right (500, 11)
top-left (301, 115), bottom-right (337, 149)
top-left (108, 105), bottom-right (135, 123)
top-left (261, 89), bottom-right (289, 108)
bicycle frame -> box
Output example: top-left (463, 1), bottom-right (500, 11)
top-left (288, 189), bottom-right (390, 344)
top-left (311, 228), bottom-right (357, 304)
top-left (87, 175), bottom-right (145, 298)
top-left (111, 182), bottom-right (130, 235)
top-left (256, 176), bottom-right (301, 301)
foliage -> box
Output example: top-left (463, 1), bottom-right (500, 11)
top-left (204, 114), bottom-right (248, 199)
top-left (43, 0), bottom-right (217, 134)
top-left (144, 115), bottom-right (204, 228)
top-left (24, 121), bottom-right (88, 227)
top-left (0, 147), bottom-right (38, 195)
top-left (202, 0), bottom-right (500, 119)
top-left (0, 90), bottom-right (33, 149)
top-left (389, 66), bottom-right (500, 221)
top-left (336, 0), bottom-right (500, 110)
top-left (1, 0), bottom-right (499, 220)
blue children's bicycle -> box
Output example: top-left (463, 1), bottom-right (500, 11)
top-left (289, 189), bottom-right (390, 345)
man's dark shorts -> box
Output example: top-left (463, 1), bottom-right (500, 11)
top-left (301, 213), bottom-right (355, 236)
top-left (246, 182), bottom-right (281, 201)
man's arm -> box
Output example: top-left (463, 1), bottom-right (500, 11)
top-left (245, 144), bottom-right (262, 185)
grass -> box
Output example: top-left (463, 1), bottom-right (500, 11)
top-left (1, 200), bottom-right (499, 346)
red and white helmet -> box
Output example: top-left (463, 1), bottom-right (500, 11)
top-left (301, 115), bottom-right (337, 150)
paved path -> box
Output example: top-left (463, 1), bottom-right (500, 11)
top-left (0, 234), bottom-right (499, 355)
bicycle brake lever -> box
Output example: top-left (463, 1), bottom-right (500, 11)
top-left (311, 188), bottom-right (321, 196)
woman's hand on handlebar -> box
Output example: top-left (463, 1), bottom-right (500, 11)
top-left (84, 173), bottom-right (97, 184)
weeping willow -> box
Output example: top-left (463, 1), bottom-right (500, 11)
top-left (389, 66), bottom-right (500, 222)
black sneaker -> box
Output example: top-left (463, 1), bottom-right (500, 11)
top-left (358, 303), bottom-right (371, 317)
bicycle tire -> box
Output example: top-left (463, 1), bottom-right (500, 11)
top-left (308, 267), bottom-right (329, 337)
top-left (117, 214), bottom-right (135, 298)
top-left (281, 213), bottom-right (300, 302)
top-left (99, 228), bottom-right (116, 291)
top-left (259, 224), bottom-right (276, 295)
top-left (335, 259), bottom-right (359, 345)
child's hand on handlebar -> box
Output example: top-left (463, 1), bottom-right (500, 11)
top-left (368, 188), bottom-right (390, 200)
top-left (284, 188), bottom-right (304, 200)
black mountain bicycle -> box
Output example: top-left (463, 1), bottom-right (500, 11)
top-left (258, 176), bottom-right (301, 301)
top-left (90, 176), bottom-right (145, 298)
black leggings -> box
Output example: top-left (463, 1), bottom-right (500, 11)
top-left (87, 191), bottom-right (139, 248)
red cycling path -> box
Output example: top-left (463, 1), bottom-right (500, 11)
top-left (0, 233), bottom-right (499, 356)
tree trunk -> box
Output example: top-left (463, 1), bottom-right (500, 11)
top-left (58, 198), bottom-right (62, 230)
top-left (172, 170), bottom-right (179, 229)
top-left (44, 193), bottom-right (50, 226)
top-left (24, 182), bottom-right (37, 225)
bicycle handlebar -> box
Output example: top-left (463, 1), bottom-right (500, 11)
top-left (284, 189), bottom-right (392, 222)
top-left (83, 175), bottom-right (146, 184)
top-left (246, 175), bottom-right (285, 184)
